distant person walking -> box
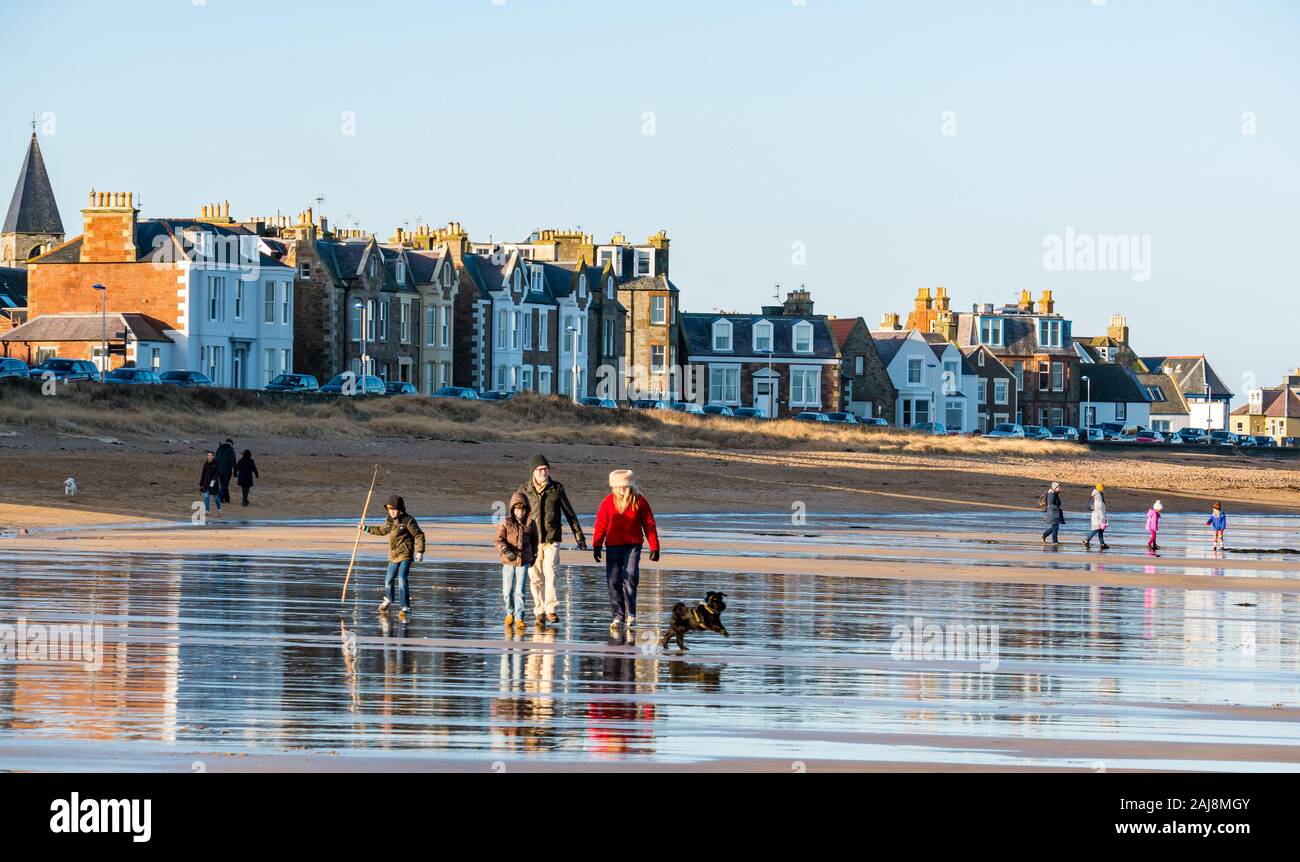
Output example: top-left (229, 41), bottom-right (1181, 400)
top-left (1040, 481), bottom-right (1065, 544)
top-left (1206, 502), bottom-right (1227, 549)
top-left (215, 438), bottom-right (237, 504)
top-left (495, 491), bottom-right (539, 631)
top-left (235, 450), bottom-right (259, 507)
top-left (199, 451), bottom-right (222, 516)
top-left (517, 454), bottom-right (587, 625)
top-left (1146, 500), bottom-right (1164, 551)
top-left (592, 469), bottom-right (660, 631)
top-left (1083, 483), bottom-right (1109, 550)
top-left (360, 495), bottom-right (425, 618)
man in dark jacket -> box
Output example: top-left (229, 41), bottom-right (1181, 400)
top-left (361, 494), bottom-right (425, 617)
top-left (1041, 481), bottom-right (1065, 544)
top-left (516, 454), bottom-right (586, 624)
top-left (199, 451), bottom-right (222, 516)
top-left (214, 439), bottom-right (236, 503)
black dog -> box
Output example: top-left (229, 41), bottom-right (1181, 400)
top-left (660, 592), bottom-right (728, 651)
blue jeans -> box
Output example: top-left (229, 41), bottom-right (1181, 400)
top-left (604, 544), bottom-right (642, 622)
top-left (1086, 528), bottom-right (1105, 544)
top-left (202, 489), bottom-right (222, 512)
top-left (502, 564), bottom-right (528, 617)
top-left (1041, 522), bottom-right (1060, 542)
top-left (385, 560), bottom-right (412, 608)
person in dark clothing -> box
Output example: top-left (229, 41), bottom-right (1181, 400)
top-left (214, 439), bottom-right (236, 503)
top-left (360, 495), bottom-right (425, 618)
top-left (1041, 481), bottom-right (1065, 544)
top-left (515, 454), bottom-right (587, 624)
top-left (235, 450), bottom-right (259, 506)
top-left (199, 451), bottom-right (222, 515)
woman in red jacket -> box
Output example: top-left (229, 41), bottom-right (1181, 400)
top-left (592, 469), bottom-right (660, 631)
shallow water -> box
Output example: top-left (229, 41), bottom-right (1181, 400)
top-left (2, 514), bottom-right (1299, 771)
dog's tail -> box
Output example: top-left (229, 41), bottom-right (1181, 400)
top-left (670, 601), bottom-right (688, 621)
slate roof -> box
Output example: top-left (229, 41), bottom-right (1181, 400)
top-left (0, 312), bottom-right (174, 343)
top-left (1079, 362), bottom-right (1150, 404)
top-left (1140, 355), bottom-right (1233, 399)
top-left (4, 134), bottom-right (63, 234)
top-left (1231, 388), bottom-right (1300, 418)
top-left (0, 266), bottom-right (26, 309)
top-left (31, 219), bottom-right (289, 270)
top-left (1135, 372), bottom-right (1187, 415)
top-left (952, 310), bottom-right (1075, 356)
top-left (868, 330), bottom-right (911, 367)
top-left (682, 313), bottom-right (837, 359)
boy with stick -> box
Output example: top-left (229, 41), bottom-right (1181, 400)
top-left (360, 495), bottom-right (425, 618)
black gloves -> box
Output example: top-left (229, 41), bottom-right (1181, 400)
top-left (593, 547), bottom-right (602, 563)
top-left (649, 549), bottom-right (660, 562)
top-left (576, 539), bottom-right (589, 551)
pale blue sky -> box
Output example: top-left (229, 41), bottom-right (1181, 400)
top-left (5, 0), bottom-right (1297, 400)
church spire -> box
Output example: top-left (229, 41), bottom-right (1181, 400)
top-left (4, 132), bottom-right (63, 235)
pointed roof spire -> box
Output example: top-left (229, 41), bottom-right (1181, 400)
top-left (4, 132), bottom-right (63, 234)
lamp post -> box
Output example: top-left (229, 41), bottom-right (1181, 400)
top-left (1081, 374), bottom-right (1091, 429)
top-left (566, 325), bottom-right (580, 403)
top-left (92, 283), bottom-right (107, 381)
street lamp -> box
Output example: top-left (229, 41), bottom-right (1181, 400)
top-left (92, 283), bottom-right (107, 381)
top-left (1081, 374), bottom-right (1091, 429)
top-left (566, 325), bottom-right (580, 403)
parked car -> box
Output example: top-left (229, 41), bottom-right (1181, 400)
top-left (580, 396), bottom-right (618, 409)
top-left (320, 373), bottom-right (386, 395)
top-left (1133, 429), bottom-right (1164, 444)
top-left (859, 416), bottom-right (889, 427)
top-left (0, 357), bottom-right (30, 380)
top-left (104, 367), bottom-right (161, 385)
top-left (1114, 425), bottom-right (1147, 442)
top-left (159, 370), bottom-right (214, 388)
top-left (986, 423), bottom-right (1026, 438)
top-left (1251, 434), bottom-right (1278, 448)
top-left (668, 401), bottom-right (705, 415)
top-left (825, 412), bottom-right (860, 424)
top-left (910, 422), bottom-right (948, 435)
top-left (478, 390), bottom-right (515, 401)
top-left (702, 404), bottom-right (734, 417)
top-left (29, 358), bottom-right (99, 382)
top-left (1078, 426), bottom-right (1105, 443)
top-left (1176, 428), bottom-right (1208, 444)
top-left (795, 411), bottom-right (831, 422)
top-left (1283, 437), bottom-right (1299, 448)
top-left (1022, 425), bottom-right (1053, 440)
top-left (385, 380), bottom-right (418, 396)
top-left (1208, 430), bottom-right (1238, 446)
top-left (1047, 425), bottom-right (1079, 441)
top-left (731, 406), bottom-right (769, 419)
top-left (630, 398), bottom-right (670, 410)
top-left (1097, 422), bottom-right (1126, 440)
top-left (265, 373), bottom-right (320, 392)
top-left (1164, 431), bottom-right (1184, 444)
top-left (431, 386), bottom-right (480, 400)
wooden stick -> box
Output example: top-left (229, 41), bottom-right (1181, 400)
top-left (340, 464), bottom-right (380, 605)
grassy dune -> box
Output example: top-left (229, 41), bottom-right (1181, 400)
top-left (0, 381), bottom-right (1077, 456)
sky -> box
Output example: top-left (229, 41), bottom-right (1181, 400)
top-left (4, 0), bottom-right (1297, 402)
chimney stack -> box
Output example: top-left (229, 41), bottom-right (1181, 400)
top-left (1037, 289), bottom-right (1055, 315)
top-left (79, 189), bottom-right (139, 263)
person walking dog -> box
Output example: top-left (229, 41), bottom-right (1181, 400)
top-left (517, 454), bottom-right (586, 625)
top-left (360, 495), bottom-right (425, 619)
top-left (592, 469), bottom-right (660, 631)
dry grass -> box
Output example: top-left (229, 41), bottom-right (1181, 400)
top-left (0, 381), bottom-right (1078, 457)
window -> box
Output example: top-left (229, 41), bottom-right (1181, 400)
top-left (712, 319), bottom-right (733, 351)
top-left (943, 360), bottom-right (960, 390)
top-left (979, 317), bottom-right (1003, 346)
top-left (607, 276), bottom-right (615, 300)
top-left (513, 269), bottom-right (522, 291)
top-left (234, 282), bottom-right (244, 319)
top-left (538, 312), bottom-right (548, 350)
top-left (907, 357), bottom-right (923, 385)
top-left (854, 355), bottom-right (864, 375)
top-left (977, 378), bottom-right (988, 403)
top-left (378, 301), bottom-right (389, 340)
top-left (1038, 318), bottom-right (1063, 348)
top-left (603, 319), bottom-right (617, 356)
top-left (651, 345), bottom-right (666, 373)
top-left (709, 366), bottom-right (740, 404)
top-left (511, 311), bottom-right (521, 350)
top-left (497, 310), bottom-right (507, 349)
top-left (521, 366), bottom-right (533, 391)
top-left (426, 306), bottom-right (437, 346)
top-left (350, 303), bottom-right (362, 342)
top-left (946, 400), bottom-right (964, 431)
top-left (400, 301), bottom-right (410, 343)
top-left (790, 368), bottom-right (821, 406)
top-left (299, 262), bottom-right (312, 279)
top-left (440, 306), bottom-right (450, 347)
top-left (635, 249), bottom-right (651, 276)
top-left (753, 320), bottom-right (773, 353)
top-left (149, 348), bottom-right (160, 370)
top-left (1050, 407), bottom-right (1063, 427)
top-left (496, 365), bottom-right (507, 390)
top-left (651, 296), bottom-right (667, 325)
top-left (369, 256), bottom-right (377, 278)
top-left (264, 282), bottom-right (275, 323)
top-left (1116, 402), bottom-right (1127, 421)
top-left (208, 277), bottom-right (224, 322)
top-left (793, 321), bottom-right (813, 353)
top-left (1039, 361), bottom-right (1050, 391)
top-left (538, 367), bottom-right (552, 395)
top-left (367, 300), bottom-right (377, 342)
top-left (977, 351), bottom-right (985, 367)
top-left (282, 283), bottom-right (291, 325)
top-left (523, 309), bottom-right (533, 349)
top-left (578, 275), bottom-right (587, 298)
top-left (1014, 361), bottom-right (1024, 390)
top-left (395, 261), bottom-right (405, 285)
top-left (281, 349), bottom-right (291, 375)
top-left (1052, 361), bottom-right (1064, 392)
top-left (994, 378), bottom-right (1009, 405)
top-left (424, 362), bottom-right (434, 395)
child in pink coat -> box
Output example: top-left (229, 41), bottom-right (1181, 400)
top-left (1146, 500), bottom-right (1164, 550)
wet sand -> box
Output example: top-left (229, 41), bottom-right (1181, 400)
top-left (2, 511), bottom-right (1298, 772)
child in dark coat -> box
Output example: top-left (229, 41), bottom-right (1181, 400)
top-left (495, 491), bottom-right (539, 630)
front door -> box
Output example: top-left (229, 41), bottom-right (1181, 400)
top-left (753, 378), bottom-right (775, 416)
top-left (232, 348), bottom-right (248, 389)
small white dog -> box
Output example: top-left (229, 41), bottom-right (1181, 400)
top-left (64, 477), bottom-right (77, 496)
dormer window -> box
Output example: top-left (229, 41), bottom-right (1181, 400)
top-left (1038, 318), bottom-right (1062, 348)
top-left (578, 275), bottom-right (587, 298)
top-left (712, 319), bottom-right (733, 352)
top-left (395, 261), bottom-right (405, 285)
top-left (753, 320), bottom-right (773, 353)
top-left (635, 249), bottom-right (652, 277)
top-left (369, 256), bottom-right (377, 278)
top-left (793, 321), bottom-right (813, 353)
top-left (979, 316), bottom-right (1003, 346)
top-left (531, 266), bottom-right (542, 292)
top-left (606, 276), bottom-right (615, 300)
top-left (513, 269), bottom-right (522, 291)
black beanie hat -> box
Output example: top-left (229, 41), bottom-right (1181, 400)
top-left (529, 454), bottom-right (550, 473)
top-left (385, 495), bottom-right (405, 513)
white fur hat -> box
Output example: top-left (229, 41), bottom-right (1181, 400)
top-left (1153, 500), bottom-right (1164, 511)
top-left (608, 469), bottom-right (634, 488)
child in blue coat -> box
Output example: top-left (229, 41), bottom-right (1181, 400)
top-left (1206, 502), bottom-right (1227, 549)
